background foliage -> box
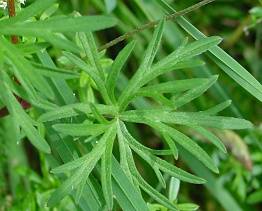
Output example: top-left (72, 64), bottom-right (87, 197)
top-left (0, 0), bottom-right (261, 210)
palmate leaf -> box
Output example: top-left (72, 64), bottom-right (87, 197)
top-left (2, 1), bottom-right (254, 208)
top-left (140, 19), bottom-right (165, 70)
top-left (39, 50), bottom-right (148, 211)
top-left (117, 121), bottom-right (136, 184)
top-left (156, 0), bottom-right (262, 102)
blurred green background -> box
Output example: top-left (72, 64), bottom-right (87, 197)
top-left (0, 0), bottom-right (261, 210)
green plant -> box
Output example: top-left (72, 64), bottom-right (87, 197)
top-left (0, 0), bottom-right (261, 210)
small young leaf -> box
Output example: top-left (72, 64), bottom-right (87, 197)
top-left (168, 177), bottom-right (180, 202)
top-left (177, 203), bottom-right (199, 211)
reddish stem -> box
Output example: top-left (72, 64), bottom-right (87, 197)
top-left (0, 0), bottom-right (30, 118)
top-left (7, 0), bottom-right (19, 44)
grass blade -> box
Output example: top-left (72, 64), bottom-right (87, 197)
top-left (156, 0), bottom-right (262, 102)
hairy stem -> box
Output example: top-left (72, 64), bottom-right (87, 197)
top-left (99, 0), bottom-right (215, 51)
